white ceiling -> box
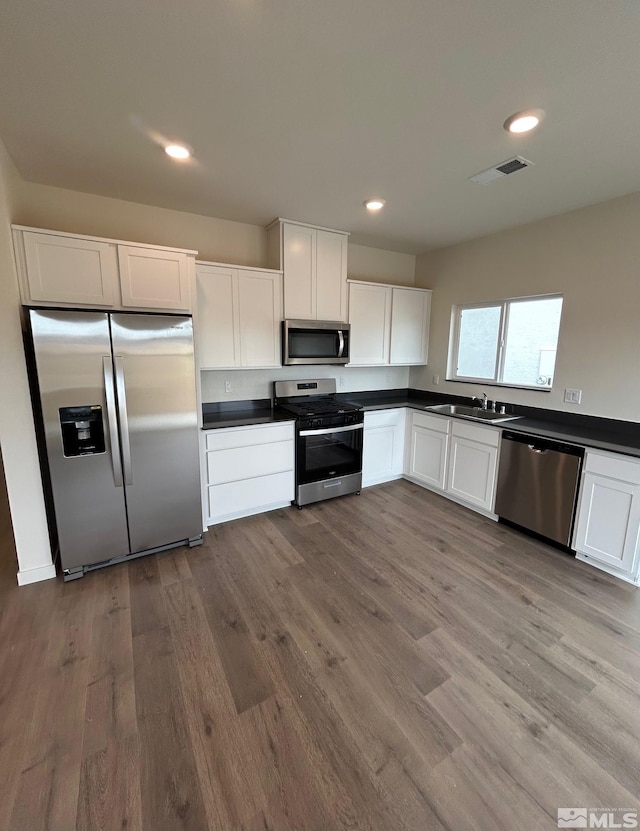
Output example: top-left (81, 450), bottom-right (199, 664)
top-left (1, 0), bottom-right (639, 254)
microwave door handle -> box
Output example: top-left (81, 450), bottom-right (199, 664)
top-left (337, 329), bottom-right (345, 358)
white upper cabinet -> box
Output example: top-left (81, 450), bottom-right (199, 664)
top-left (196, 264), bottom-right (238, 368)
top-left (196, 262), bottom-right (282, 369)
top-left (348, 282), bottom-right (392, 365)
top-left (348, 280), bottom-right (431, 366)
top-left (20, 231), bottom-right (118, 306)
top-left (389, 287), bottom-right (431, 365)
top-left (315, 229), bottom-right (348, 321)
top-left (13, 227), bottom-right (196, 312)
top-left (267, 219), bottom-right (349, 322)
top-left (118, 245), bottom-right (190, 311)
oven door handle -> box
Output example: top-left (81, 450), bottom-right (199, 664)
top-left (337, 329), bottom-right (345, 358)
top-left (299, 423), bottom-right (363, 437)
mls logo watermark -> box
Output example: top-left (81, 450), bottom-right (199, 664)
top-left (557, 808), bottom-right (638, 828)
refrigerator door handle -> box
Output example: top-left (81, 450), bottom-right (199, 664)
top-left (103, 357), bottom-right (123, 488)
top-left (114, 356), bottom-right (133, 486)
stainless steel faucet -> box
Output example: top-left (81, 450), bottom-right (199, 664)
top-left (472, 393), bottom-right (489, 410)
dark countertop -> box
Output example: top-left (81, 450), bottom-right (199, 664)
top-left (342, 392), bottom-right (640, 459)
top-left (201, 389), bottom-right (640, 458)
top-left (202, 399), bottom-right (295, 430)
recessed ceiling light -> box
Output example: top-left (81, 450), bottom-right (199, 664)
top-left (364, 199), bottom-right (385, 211)
top-left (503, 109), bottom-right (545, 134)
top-left (164, 143), bottom-right (191, 160)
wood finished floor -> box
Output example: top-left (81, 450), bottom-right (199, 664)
top-left (1, 479), bottom-right (639, 831)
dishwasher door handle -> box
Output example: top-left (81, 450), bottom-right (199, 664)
top-left (527, 445), bottom-right (548, 454)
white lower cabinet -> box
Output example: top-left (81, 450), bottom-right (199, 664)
top-left (362, 408), bottom-right (406, 487)
top-left (405, 411), bottom-right (449, 490)
top-left (405, 410), bottom-right (499, 515)
top-left (446, 421), bottom-right (499, 512)
top-left (204, 422), bottom-right (295, 525)
top-left (573, 450), bottom-right (640, 584)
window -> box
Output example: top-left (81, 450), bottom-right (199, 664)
top-left (450, 294), bottom-right (563, 389)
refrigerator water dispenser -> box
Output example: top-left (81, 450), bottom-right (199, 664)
top-left (59, 405), bottom-right (106, 457)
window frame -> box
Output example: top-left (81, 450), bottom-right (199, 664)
top-left (448, 292), bottom-right (563, 391)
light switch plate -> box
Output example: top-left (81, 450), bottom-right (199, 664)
top-left (564, 388), bottom-right (582, 404)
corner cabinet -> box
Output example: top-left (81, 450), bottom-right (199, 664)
top-left (196, 262), bottom-right (283, 370)
top-left (266, 218), bottom-right (349, 322)
top-left (362, 408), bottom-right (406, 487)
top-left (405, 411), bottom-right (449, 490)
top-left (348, 281), bottom-right (431, 366)
top-left (13, 226), bottom-right (195, 312)
top-left (573, 450), bottom-right (640, 585)
top-left (404, 410), bottom-right (499, 516)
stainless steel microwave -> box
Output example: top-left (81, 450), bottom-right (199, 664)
top-left (282, 319), bottom-right (350, 365)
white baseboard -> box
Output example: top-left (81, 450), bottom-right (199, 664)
top-left (206, 499), bottom-right (292, 526)
top-left (17, 562), bottom-right (57, 586)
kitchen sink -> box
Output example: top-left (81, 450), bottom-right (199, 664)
top-left (425, 403), bottom-right (521, 423)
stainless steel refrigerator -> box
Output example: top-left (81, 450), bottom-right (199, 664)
top-left (28, 309), bottom-right (203, 580)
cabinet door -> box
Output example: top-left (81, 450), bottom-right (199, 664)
top-left (196, 265), bottom-right (239, 368)
top-left (118, 246), bottom-right (190, 311)
top-left (283, 224), bottom-right (315, 319)
top-left (446, 435), bottom-right (498, 511)
top-left (408, 425), bottom-right (448, 490)
top-left (348, 283), bottom-right (392, 365)
top-left (22, 231), bottom-right (117, 306)
top-left (574, 472), bottom-right (640, 573)
top-left (363, 409), bottom-right (406, 487)
top-left (316, 230), bottom-right (348, 322)
top-left (237, 271), bottom-right (282, 367)
top-left (390, 288), bottom-right (431, 365)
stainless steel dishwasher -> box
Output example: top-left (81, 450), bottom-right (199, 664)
top-left (495, 432), bottom-right (584, 547)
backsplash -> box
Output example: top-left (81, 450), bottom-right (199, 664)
top-left (201, 365), bottom-right (410, 403)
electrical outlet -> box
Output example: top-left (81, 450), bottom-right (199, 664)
top-left (224, 380), bottom-right (232, 394)
top-left (339, 375), bottom-right (346, 388)
top-left (385, 373), bottom-right (391, 384)
top-left (433, 374), bottom-right (440, 385)
top-left (564, 388), bottom-right (582, 404)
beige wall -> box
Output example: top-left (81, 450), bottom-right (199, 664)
top-left (412, 192), bottom-right (640, 421)
top-left (14, 180), bottom-right (267, 267)
top-left (201, 365), bottom-right (409, 403)
top-left (0, 141), bottom-right (54, 583)
top-left (348, 244), bottom-right (415, 285)
top-left (14, 181), bottom-right (417, 285)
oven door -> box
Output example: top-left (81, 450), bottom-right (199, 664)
top-left (297, 423), bottom-right (363, 484)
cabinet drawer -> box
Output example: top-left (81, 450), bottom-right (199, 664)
top-left (584, 450), bottom-right (640, 484)
top-left (205, 422), bottom-right (294, 451)
top-left (207, 440), bottom-right (294, 485)
top-left (364, 408), bottom-right (405, 429)
top-left (208, 471), bottom-right (294, 520)
top-left (452, 420), bottom-right (500, 447)
top-left (411, 411), bottom-right (450, 433)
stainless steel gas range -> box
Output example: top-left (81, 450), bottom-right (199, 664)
top-left (274, 379), bottom-right (364, 507)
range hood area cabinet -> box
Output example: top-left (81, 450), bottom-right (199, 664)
top-left (12, 226), bottom-right (195, 313)
top-left (266, 218), bottom-right (349, 322)
top-left (195, 261), bottom-right (283, 369)
top-left (347, 280), bottom-right (432, 366)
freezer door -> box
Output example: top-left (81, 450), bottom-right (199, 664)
top-left (110, 314), bottom-right (202, 552)
top-left (29, 310), bottom-right (130, 571)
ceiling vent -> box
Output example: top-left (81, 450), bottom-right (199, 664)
top-left (469, 156), bottom-right (534, 185)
